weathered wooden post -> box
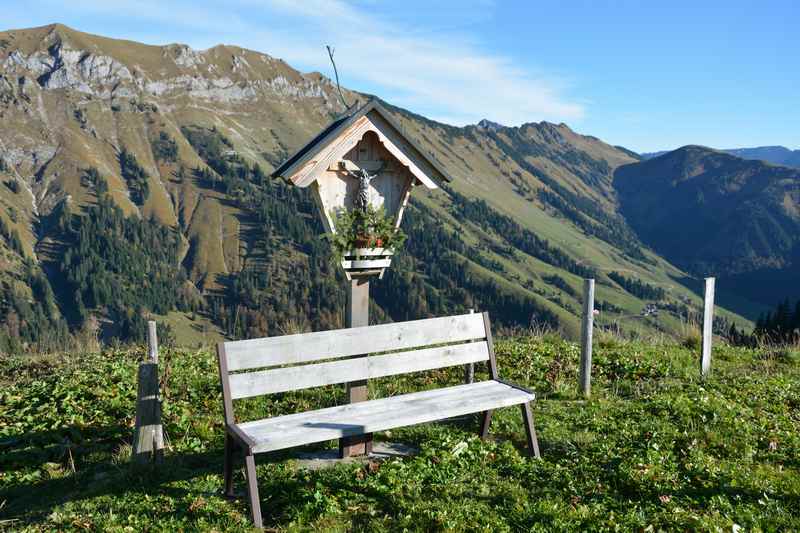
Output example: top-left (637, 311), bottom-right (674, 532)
top-left (701, 277), bottom-right (715, 377)
top-left (579, 279), bottom-right (595, 397)
top-left (270, 99), bottom-right (451, 457)
top-left (133, 320), bottom-right (164, 463)
top-left (464, 309), bottom-right (475, 384)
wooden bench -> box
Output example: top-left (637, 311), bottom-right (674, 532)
top-left (216, 312), bottom-right (540, 528)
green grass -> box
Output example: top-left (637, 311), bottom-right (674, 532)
top-left (151, 311), bottom-right (225, 348)
top-left (1, 338), bottom-right (798, 531)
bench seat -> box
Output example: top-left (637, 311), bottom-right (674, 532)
top-left (238, 380), bottom-right (534, 453)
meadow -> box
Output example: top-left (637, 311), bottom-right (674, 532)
top-left (1, 334), bottom-right (798, 531)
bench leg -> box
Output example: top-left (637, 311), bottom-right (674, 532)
top-left (365, 434), bottom-right (373, 455)
top-left (339, 433), bottom-right (373, 458)
top-left (223, 433), bottom-right (236, 498)
top-left (520, 402), bottom-right (541, 458)
top-left (479, 410), bottom-right (493, 439)
top-left (244, 450), bottom-right (263, 529)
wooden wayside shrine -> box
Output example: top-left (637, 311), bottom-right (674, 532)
top-left (271, 99), bottom-right (451, 278)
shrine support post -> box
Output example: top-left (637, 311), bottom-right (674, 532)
top-left (339, 277), bottom-right (373, 457)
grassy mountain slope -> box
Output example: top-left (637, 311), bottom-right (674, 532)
top-left (0, 24), bottom-right (749, 350)
top-left (615, 145), bottom-right (800, 308)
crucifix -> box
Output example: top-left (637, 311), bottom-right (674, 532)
top-left (339, 160), bottom-right (386, 213)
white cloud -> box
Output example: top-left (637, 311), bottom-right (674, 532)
top-left (240, 0), bottom-right (585, 126)
top-left (17, 0), bottom-right (586, 127)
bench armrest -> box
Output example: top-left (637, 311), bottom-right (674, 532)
top-left (226, 423), bottom-right (256, 450)
top-left (495, 378), bottom-right (536, 399)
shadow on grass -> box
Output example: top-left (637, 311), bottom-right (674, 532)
top-left (2, 436), bottom-right (320, 528)
top-left (1, 413), bottom-right (513, 527)
top-left (1, 424), bottom-right (221, 521)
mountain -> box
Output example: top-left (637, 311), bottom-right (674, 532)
top-left (0, 24), bottom-right (748, 352)
top-left (724, 146), bottom-right (800, 168)
top-left (476, 119), bottom-right (505, 132)
top-left (615, 145), bottom-right (800, 307)
top-left (642, 146), bottom-right (800, 168)
top-left (639, 151), bottom-right (669, 159)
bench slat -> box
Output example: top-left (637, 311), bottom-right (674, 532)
top-left (229, 341), bottom-right (490, 399)
top-left (246, 383), bottom-right (525, 449)
top-left (224, 312), bottom-right (486, 371)
top-left (242, 379), bottom-right (501, 427)
top-left (236, 380), bottom-right (533, 453)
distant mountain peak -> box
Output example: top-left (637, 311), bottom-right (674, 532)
top-left (641, 144), bottom-right (800, 169)
top-left (477, 118), bottom-right (505, 131)
top-left (724, 146), bottom-right (800, 168)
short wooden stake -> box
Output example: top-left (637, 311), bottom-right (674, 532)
top-left (133, 320), bottom-right (164, 463)
top-left (701, 277), bottom-right (715, 378)
top-left (339, 277), bottom-right (372, 458)
top-left (579, 279), bottom-right (595, 398)
top-left (464, 309), bottom-right (475, 384)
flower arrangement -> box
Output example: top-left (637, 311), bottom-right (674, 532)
top-left (326, 205), bottom-right (406, 262)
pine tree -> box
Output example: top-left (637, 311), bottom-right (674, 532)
top-left (776, 300), bottom-right (792, 338)
top-left (793, 301), bottom-right (800, 337)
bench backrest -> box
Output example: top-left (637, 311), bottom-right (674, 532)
top-left (217, 312), bottom-right (498, 423)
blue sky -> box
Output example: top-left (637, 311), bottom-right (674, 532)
top-left (3, 0), bottom-right (798, 152)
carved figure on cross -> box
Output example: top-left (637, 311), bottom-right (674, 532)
top-left (344, 161), bottom-right (385, 212)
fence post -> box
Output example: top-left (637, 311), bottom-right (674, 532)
top-left (579, 279), bottom-right (595, 398)
top-left (464, 309), bottom-right (475, 384)
top-left (701, 277), bottom-right (715, 378)
top-left (133, 320), bottom-right (164, 463)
